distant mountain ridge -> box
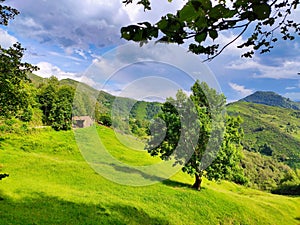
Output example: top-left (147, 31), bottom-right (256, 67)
top-left (239, 91), bottom-right (300, 110)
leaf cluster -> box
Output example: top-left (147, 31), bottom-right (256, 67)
top-left (0, 0), bottom-right (19, 26)
top-left (122, 0), bottom-right (299, 60)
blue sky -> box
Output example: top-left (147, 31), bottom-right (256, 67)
top-left (1, 0), bottom-right (300, 102)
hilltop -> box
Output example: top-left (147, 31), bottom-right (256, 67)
top-left (239, 91), bottom-right (300, 110)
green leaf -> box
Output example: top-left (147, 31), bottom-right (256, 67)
top-left (199, 0), bottom-right (212, 11)
top-left (209, 30), bottom-right (218, 40)
top-left (195, 16), bottom-right (208, 29)
top-left (179, 3), bottom-right (196, 22)
top-left (157, 18), bottom-right (168, 30)
top-left (252, 3), bottom-right (271, 20)
top-left (209, 4), bottom-right (226, 20)
top-left (195, 32), bottom-right (207, 43)
top-left (121, 29), bottom-right (131, 40)
top-left (234, 0), bottom-right (248, 8)
top-left (240, 11), bottom-right (256, 21)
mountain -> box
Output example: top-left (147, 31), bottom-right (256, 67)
top-left (227, 101), bottom-right (300, 169)
top-left (239, 91), bottom-right (300, 110)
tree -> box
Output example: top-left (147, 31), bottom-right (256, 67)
top-left (49, 85), bottom-right (75, 131)
top-left (38, 76), bottom-right (59, 125)
top-left (121, 0), bottom-right (299, 60)
top-left (146, 81), bottom-right (244, 190)
top-left (0, 1), bottom-right (38, 121)
top-left (205, 116), bottom-right (247, 184)
top-left (0, 0), bottom-right (24, 181)
top-left (38, 77), bottom-right (75, 131)
top-left (0, 43), bottom-right (38, 120)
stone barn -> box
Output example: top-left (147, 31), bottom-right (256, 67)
top-left (72, 116), bottom-right (94, 128)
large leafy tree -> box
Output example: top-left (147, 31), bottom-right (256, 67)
top-left (121, 0), bottom-right (299, 60)
top-left (0, 43), bottom-right (38, 120)
top-left (49, 85), bottom-right (75, 131)
top-left (38, 76), bottom-right (60, 125)
top-left (0, 0), bottom-right (38, 120)
top-left (147, 81), bottom-right (244, 190)
top-left (38, 77), bottom-right (75, 131)
top-left (0, 0), bottom-right (35, 181)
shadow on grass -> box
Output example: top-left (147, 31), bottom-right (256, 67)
top-left (0, 192), bottom-right (169, 225)
top-left (162, 179), bottom-right (191, 188)
top-left (295, 217), bottom-right (300, 221)
top-left (108, 162), bottom-right (165, 182)
top-left (162, 179), bottom-right (207, 191)
top-left (101, 162), bottom-right (205, 191)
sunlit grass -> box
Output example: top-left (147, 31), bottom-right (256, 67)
top-left (0, 125), bottom-right (299, 224)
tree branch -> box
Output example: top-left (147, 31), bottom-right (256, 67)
top-left (203, 22), bottom-right (251, 62)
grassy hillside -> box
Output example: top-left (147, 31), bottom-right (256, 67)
top-left (0, 125), bottom-right (300, 224)
top-left (227, 101), bottom-right (300, 168)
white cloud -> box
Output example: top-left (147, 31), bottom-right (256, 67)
top-left (286, 86), bottom-right (296, 90)
top-left (116, 76), bottom-right (182, 101)
top-left (35, 62), bottom-right (77, 79)
top-left (8, 0), bottom-right (131, 52)
top-left (283, 92), bottom-right (300, 101)
top-left (82, 42), bottom-right (221, 99)
top-left (122, 0), bottom-right (185, 23)
top-left (216, 31), bottom-right (250, 56)
top-left (0, 28), bottom-right (18, 48)
top-left (229, 82), bottom-right (254, 98)
top-left (6, 0), bottom-right (190, 55)
top-left (227, 58), bottom-right (300, 79)
top-left (35, 61), bottom-right (98, 88)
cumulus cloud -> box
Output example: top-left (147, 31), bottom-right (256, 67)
top-left (227, 57), bottom-right (300, 79)
top-left (0, 28), bottom-right (18, 48)
top-left (82, 42), bottom-right (221, 100)
top-left (35, 61), bottom-right (77, 79)
top-left (35, 61), bottom-right (98, 88)
top-left (122, 0), bottom-right (185, 23)
top-left (229, 82), bottom-right (254, 98)
top-left (8, 0), bottom-right (131, 53)
top-left (6, 0), bottom-right (187, 55)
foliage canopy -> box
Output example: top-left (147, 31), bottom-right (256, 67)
top-left (146, 81), bottom-right (245, 190)
top-left (122, 0), bottom-right (300, 60)
top-left (0, 44), bottom-right (38, 120)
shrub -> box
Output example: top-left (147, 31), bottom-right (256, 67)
top-left (271, 183), bottom-right (300, 195)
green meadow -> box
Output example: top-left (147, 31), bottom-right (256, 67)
top-left (0, 125), bottom-right (300, 224)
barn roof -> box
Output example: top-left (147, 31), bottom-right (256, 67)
top-left (72, 116), bottom-right (92, 120)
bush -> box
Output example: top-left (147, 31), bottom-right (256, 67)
top-left (99, 115), bottom-right (112, 127)
top-left (271, 183), bottom-right (300, 195)
top-left (232, 173), bottom-right (249, 185)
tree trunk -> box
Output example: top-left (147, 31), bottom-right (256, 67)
top-left (192, 174), bottom-right (202, 190)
